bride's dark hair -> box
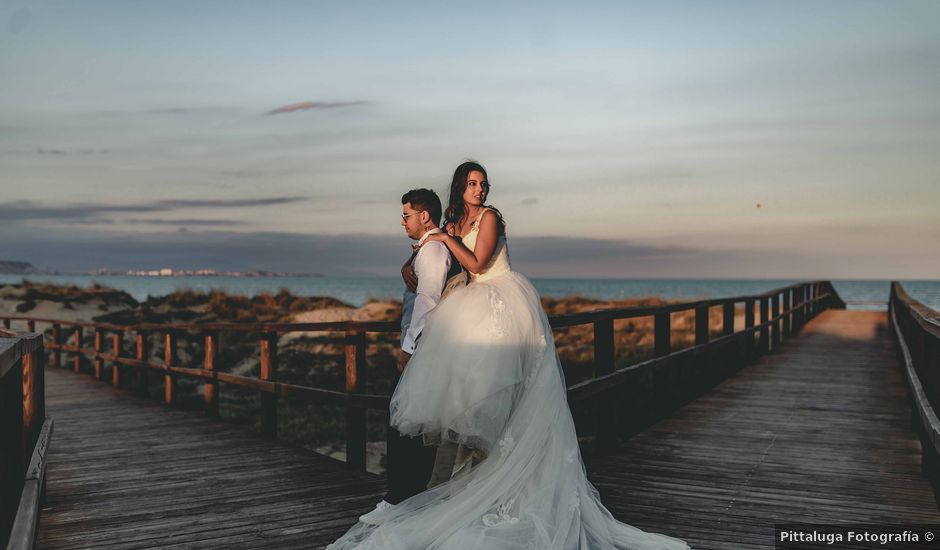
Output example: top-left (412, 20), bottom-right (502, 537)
top-left (443, 160), bottom-right (506, 236)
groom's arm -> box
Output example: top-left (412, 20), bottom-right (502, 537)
top-left (400, 242), bottom-right (451, 355)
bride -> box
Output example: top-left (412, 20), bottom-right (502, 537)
top-left (328, 162), bottom-right (689, 549)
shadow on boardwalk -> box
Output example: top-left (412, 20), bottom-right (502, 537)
top-left (37, 310), bottom-right (938, 549)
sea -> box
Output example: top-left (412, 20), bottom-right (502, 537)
top-left (2, 274), bottom-right (939, 311)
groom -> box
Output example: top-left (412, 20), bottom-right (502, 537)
top-left (362, 188), bottom-right (458, 522)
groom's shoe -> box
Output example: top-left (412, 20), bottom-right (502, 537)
top-left (359, 500), bottom-right (395, 525)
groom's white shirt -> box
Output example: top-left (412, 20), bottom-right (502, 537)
top-left (401, 228), bottom-right (451, 355)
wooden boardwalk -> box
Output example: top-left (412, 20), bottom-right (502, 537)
top-left (589, 310), bottom-right (940, 548)
top-left (35, 310), bottom-right (938, 549)
top-left (36, 368), bottom-right (385, 549)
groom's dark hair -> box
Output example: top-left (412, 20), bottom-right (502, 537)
top-left (401, 188), bottom-right (442, 226)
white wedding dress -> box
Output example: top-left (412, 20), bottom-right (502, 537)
top-left (328, 210), bottom-right (689, 550)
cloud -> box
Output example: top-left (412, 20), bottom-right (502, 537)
top-left (63, 218), bottom-right (117, 225)
top-left (266, 101), bottom-right (366, 115)
top-left (520, 197), bottom-right (538, 206)
top-left (155, 197), bottom-right (307, 208)
top-left (0, 197), bottom-right (308, 222)
top-left (124, 218), bottom-right (239, 226)
top-left (144, 106), bottom-right (243, 115)
top-left (36, 147), bottom-right (110, 156)
top-left (219, 169), bottom-right (293, 179)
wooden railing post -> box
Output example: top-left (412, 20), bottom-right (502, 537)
top-left (806, 284), bottom-right (812, 318)
top-left (722, 301), bottom-right (734, 336)
top-left (26, 320), bottom-right (35, 333)
top-left (1, 331), bottom-right (47, 548)
top-left (654, 312), bottom-right (671, 357)
top-left (0, 351), bottom-right (24, 543)
top-left (73, 327), bottom-right (83, 373)
top-left (136, 331), bottom-right (149, 397)
top-left (771, 293), bottom-right (781, 349)
top-left (260, 332), bottom-right (278, 437)
top-left (51, 324), bottom-right (61, 369)
top-left (745, 298), bottom-right (755, 358)
top-left (783, 289), bottom-right (792, 338)
top-left (344, 330), bottom-right (368, 470)
top-left (811, 283), bottom-right (818, 317)
top-left (759, 297), bottom-right (770, 354)
top-left (111, 331), bottom-right (122, 388)
top-left (792, 287), bottom-right (801, 332)
top-left (22, 346), bottom-right (44, 446)
top-left (163, 331), bottom-right (176, 405)
top-left (204, 332), bottom-right (220, 417)
top-left (804, 284), bottom-right (811, 321)
top-left (93, 328), bottom-right (103, 380)
top-left (695, 305), bottom-right (709, 347)
top-left (2, 319), bottom-right (9, 329)
top-left (593, 319), bottom-right (617, 451)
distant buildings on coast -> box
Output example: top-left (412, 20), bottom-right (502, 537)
top-left (116, 268), bottom-right (323, 278)
top-left (0, 260), bottom-right (321, 278)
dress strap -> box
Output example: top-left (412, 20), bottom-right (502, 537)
top-left (470, 208), bottom-right (490, 231)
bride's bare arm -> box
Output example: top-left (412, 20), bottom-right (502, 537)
top-left (427, 210), bottom-right (499, 274)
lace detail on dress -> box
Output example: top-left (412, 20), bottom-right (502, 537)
top-left (487, 288), bottom-right (510, 338)
top-left (566, 492), bottom-right (581, 515)
top-left (523, 332), bottom-right (548, 389)
top-left (564, 447), bottom-right (578, 464)
top-left (482, 496), bottom-right (519, 526)
top-left (497, 427), bottom-right (515, 457)
top-left (469, 208), bottom-right (487, 233)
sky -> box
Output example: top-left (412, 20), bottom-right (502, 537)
top-left (1, 0), bottom-right (938, 278)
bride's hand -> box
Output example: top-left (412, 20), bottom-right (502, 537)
top-left (401, 264), bottom-right (418, 292)
top-left (421, 233), bottom-right (449, 244)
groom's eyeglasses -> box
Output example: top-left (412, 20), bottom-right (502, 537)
top-left (401, 211), bottom-right (423, 220)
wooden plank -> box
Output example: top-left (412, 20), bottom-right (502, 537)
top-left (7, 418), bottom-right (53, 550)
top-left (759, 297), bottom-right (769, 354)
top-left (111, 331), bottom-right (122, 388)
top-left (722, 302), bottom-right (734, 336)
top-left (259, 332), bottom-right (277, 438)
top-left (51, 324), bottom-right (61, 370)
top-left (163, 331), bottom-right (176, 405)
top-left (72, 327), bottom-right (82, 373)
top-left (204, 332), bottom-right (219, 417)
top-left (35, 366), bottom-right (383, 549)
top-left (27, 308), bottom-right (939, 550)
top-left (344, 330), bottom-right (367, 471)
top-left (135, 331), bottom-right (149, 397)
top-left (654, 311), bottom-right (670, 357)
top-left (593, 319), bottom-right (617, 451)
top-left (93, 329), bottom-right (103, 380)
top-left (587, 310), bottom-right (940, 549)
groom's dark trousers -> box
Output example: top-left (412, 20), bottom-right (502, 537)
top-left (384, 371), bottom-right (437, 504)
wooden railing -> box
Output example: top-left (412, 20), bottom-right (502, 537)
top-left (0, 281), bottom-right (843, 472)
top-left (889, 281), bottom-right (940, 494)
top-left (1, 328), bottom-right (51, 550)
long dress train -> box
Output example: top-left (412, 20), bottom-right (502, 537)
top-left (328, 210), bottom-right (689, 550)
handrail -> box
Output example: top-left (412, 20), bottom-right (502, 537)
top-left (889, 281), bottom-right (940, 494)
top-left (0, 279), bottom-right (840, 333)
top-left (1, 280), bottom-right (844, 470)
top-left (6, 418), bottom-right (53, 550)
top-left (0, 329), bottom-right (47, 550)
